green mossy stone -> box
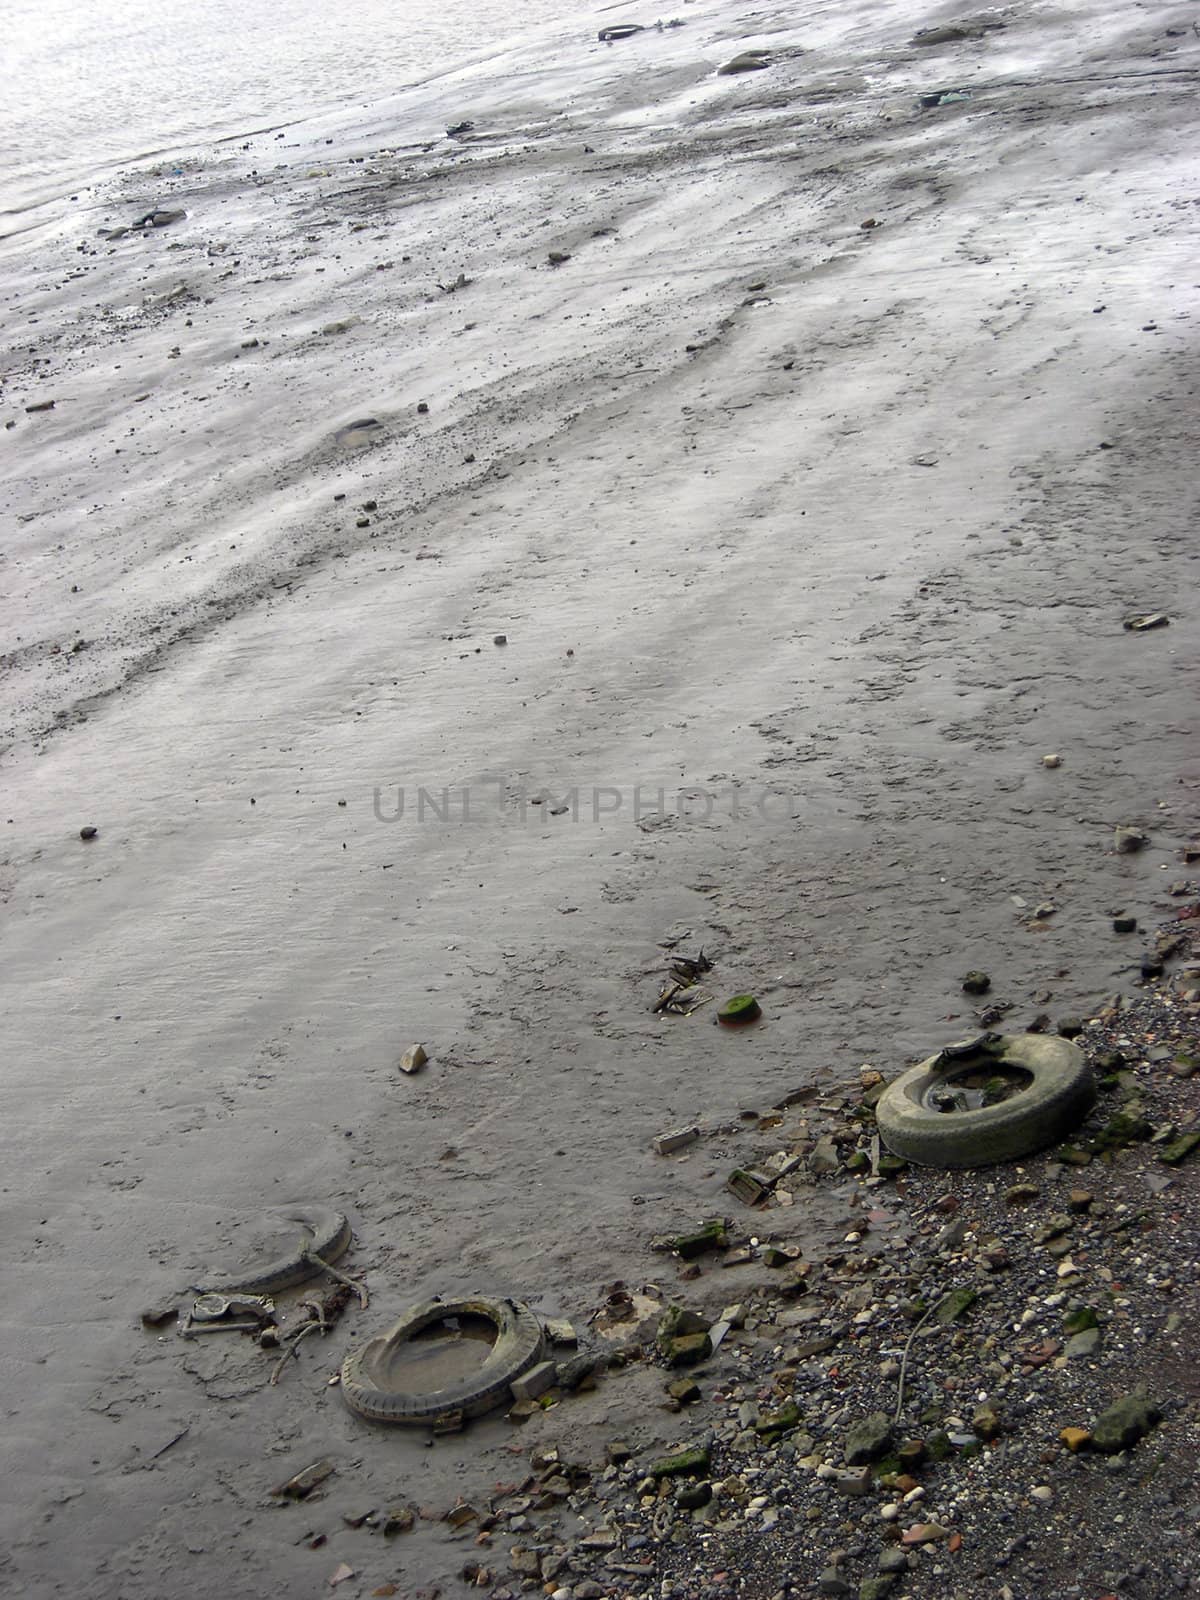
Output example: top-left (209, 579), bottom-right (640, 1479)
top-left (650, 1445), bottom-right (711, 1478)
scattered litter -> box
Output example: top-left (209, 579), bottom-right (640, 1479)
top-left (654, 1126), bottom-right (700, 1155)
top-left (718, 994), bottom-right (761, 1025)
top-left (1123, 612), bottom-right (1169, 631)
top-left (335, 417), bottom-right (383, 447)
top-left (191, 1292), bottom-right (275, 1324)
top-left (598, 24), bottom-right (644, 42)
top-left (272, 1459), bottom-right (335, 1499)
top-left (918, 88), bottom-right (972, 108)
top-left (718, 50), bottom-right (772, 75)
top-left (654, 979), bottom-right (709, 1015)
top-left (134, 208), bottom-right (186, 228)
top-left (147, 1426), bottom-right (190, 1461)
top-left (727, 1167), bottom-right (773, 1206)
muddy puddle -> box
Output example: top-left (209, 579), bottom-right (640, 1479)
top-left (363, 1313), bottom-right (497, 1392)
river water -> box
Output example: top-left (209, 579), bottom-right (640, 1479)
top-left (0, 0), bottom-right (582, 216)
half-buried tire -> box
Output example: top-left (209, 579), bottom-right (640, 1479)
top-left (341, 1297), bottom-right (545, 1425)
top-left (876, 1033), bottom-right (1095, 1169)
top-left (193, 1204), bottom-right (352, 1296)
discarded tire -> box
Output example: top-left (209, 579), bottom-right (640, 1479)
top-left (341, 1297), bottom-right (545, 1425)
top-left (194, 1204), bottom-right (352, 1295)
top-left (876, 1034), bottom-right (1095, 1169)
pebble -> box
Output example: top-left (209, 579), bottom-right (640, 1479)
top-left (1031, 1485), bottom-right (1054, 1503)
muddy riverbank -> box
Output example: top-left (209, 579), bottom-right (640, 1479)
top-left (1, 1), bottom-right (1197, 1595)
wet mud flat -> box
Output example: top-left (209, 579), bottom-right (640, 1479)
top-left (0, 0), bottom-right (1198, 1595)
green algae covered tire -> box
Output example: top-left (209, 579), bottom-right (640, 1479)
top-left (341, 1297), bottom-right (545, 1426)
top-left (876, 1034), bottom-right (1095, 1169)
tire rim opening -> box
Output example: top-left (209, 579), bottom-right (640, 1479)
top-left (922, 1062), bottom-right (1035, 1113)
top-left (362, 1312), bottom-right (498, 1393)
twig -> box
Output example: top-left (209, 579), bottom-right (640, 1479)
top-left (269, 1322), bottom-right (320, 1386)
top-left (300, 1296), bottom-right (328, 1332)
top-left (148, 1426), bottom-right (190, 1460)
top-left (302, 1248), bottom-right (369, 1309)
top-left (894, 1295), bottom-right (947, 1424)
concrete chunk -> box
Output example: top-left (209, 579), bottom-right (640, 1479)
top-left (510, 1361), bottom-right (557, 1403)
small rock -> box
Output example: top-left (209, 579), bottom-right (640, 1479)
top-left (1159, 1130), bottom-right (1200, 1166)
top-left (860, 1580), bottom-right (899, 1600)
top-left (962, 970), bottom-right (991, 995)
top-left (1123, 613), bottom-right (1169, 631)
top-left (844, 1412), bottom-right (893, 1466)
top-left (901, 1523), bottom-right (949, 1546)
top-left (493, 634), bottom-right (508, 646)
top-left (817, 1572), bottom-right (850, 1597)
top-left (1114, 826), bottom-right (1148, 854)
top-left (972, 1404), bottom-right (1001, 1441)
top-left (1113, 915), bottom-right (1138, 933)
top-left (934, 1287), bottom-right (977, 1324)
top-left (1030, 1485), bottom-right (1053, 1503)
top-left (399, 1044), bottom-right (428, 1075)
top-left (1059, 1426), bottom-right (1091, 1453)
top-left (1090, 1394), bottom-right (1161, 1453)
top-left (79, 825), bottom-right (99, 841)
top-left (1042, 753), bottom-right (1061, 768)
top-left (675, 1480), bottom-right (713, 1510)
